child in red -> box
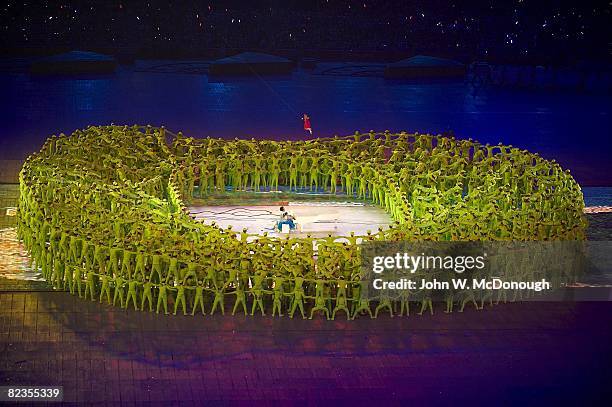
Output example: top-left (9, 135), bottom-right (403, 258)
top-left (302, 113), bottom-right (312, 135)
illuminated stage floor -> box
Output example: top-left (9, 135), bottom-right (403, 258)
top-left (189, 201), bottom-right (392, 238)
top-left (0, 228), bottom-right (43, 282)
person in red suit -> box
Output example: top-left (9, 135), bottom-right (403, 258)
top-left (302, 113), bottom-right (312, 135)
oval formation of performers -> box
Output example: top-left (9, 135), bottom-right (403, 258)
top-left (16, 126), bottom-right (587, 319)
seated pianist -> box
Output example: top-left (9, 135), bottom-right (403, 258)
top-left (277, 206), bottom-right (297, 231)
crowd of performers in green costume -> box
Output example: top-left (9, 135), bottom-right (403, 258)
top-left (16, 125), bottom-right (586, 319)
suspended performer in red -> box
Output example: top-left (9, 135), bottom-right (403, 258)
top-left (302, 113), bottom-right (312, 135)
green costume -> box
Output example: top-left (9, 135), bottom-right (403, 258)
top-left (289, 277), bottom-right (306, 319)
top-left (125, 280), bottom-right (139, 310)
top-left (191, 285), bottom-right (206, 315)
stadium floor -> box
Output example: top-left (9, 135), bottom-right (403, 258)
top-left (0, 291), bottom-right (610, 404)
top-left (190, 202), bottom-right (392, 237)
